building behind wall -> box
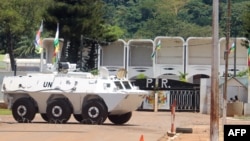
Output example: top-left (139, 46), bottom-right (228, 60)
top-left (153, 36), bottom-right (185, 81)
top-left (200, 77), bottom-right (250, 116)
top-left (98, 39), bottom-right (127, 76)
top-left (219, 37), bottom-right (248, 77)
top-left (127, 39), bottom-right (154, 80)
top-left (186, 37), bottom-right (212, 83)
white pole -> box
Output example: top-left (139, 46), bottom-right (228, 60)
top-left (154, 92), bottom-right (158, 112)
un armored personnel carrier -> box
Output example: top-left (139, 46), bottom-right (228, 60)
top-left (1, 64), bottom-right (149, 125)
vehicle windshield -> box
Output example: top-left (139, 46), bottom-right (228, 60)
top-left (114, 81), bottom-right (123, 89)
top-left (122, 81), bottom-right (131, 89)
top-left (114, 81), bottom-right (132, 89)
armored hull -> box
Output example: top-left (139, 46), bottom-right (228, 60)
top-left (1, 72), bottom-right (148, 124)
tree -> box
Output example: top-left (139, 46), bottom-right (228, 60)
top-left (0, 0), bottom-right (51, 70)
top-left (157, 0), bottom-right (190, 16)
top-left (0, 0), bottom-right (25, 70)
top-left (242, 3), bottom-right (250, 41)
top-left (178, 0), bottom-right (212, 27)
top-left (44, 0), bottom-right (118, 71)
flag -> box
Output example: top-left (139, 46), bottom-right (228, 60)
top-left (52, 23), bottom-right (59, 64)
top-left (156, 40), bottom-right (161, 50)
top-left (151, 40), bottom-right (161, 59)
top-left (229, 42), bottom-right (235, 54)
top-left (34, 21), bottom-right (43, 54)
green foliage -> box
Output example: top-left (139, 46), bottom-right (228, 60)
top-left (90, 69), bottom-right (99, 76)
top-left (242, 3), bottom-right (250, 40)
top-left (87, 43), bottom-right (98, 71)
top-left (44, 0), bottom-right (118, 70)
top-left (0, 0), bottom-right (50, 70)
top-left (178, 0), bottom-right (212, 26)
top-left (236, 69), bottom-right (248, 77)
top-left (103, 0), bottom-right (250, 39)
top-left (14, 36), bottom-right (37, 58)
top-left (102, 24), bottom-right (125, 42)
top-left (136, 73), bottom-right (147, 79)
top-left (0, 0), bottom-right (51, 46)
top-left (179, 71), bottom-right (188, 82)
top-left (0, 0), bottom-right (249, 71)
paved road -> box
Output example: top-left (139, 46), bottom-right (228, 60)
top-left (0, 111), bottom-right (211, 141)
top-left (2, 111), bottom-right (248, 141)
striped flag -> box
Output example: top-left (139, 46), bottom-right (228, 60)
top-left (156, 40), bottom-right (161, 50)
top-left (151, 40), bottom-right (161, 59)
top-left (52, 23), bottom-right (59, 64)
top-left (34, 21), bottom-right (43, 54)
top-left (229, 42), bottom-right (235, 54)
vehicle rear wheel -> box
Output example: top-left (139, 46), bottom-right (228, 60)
top-left (12, 98), bottom-right (36, 123)
top-left (73, 114), bottom-right (83, 123)
top-left (81, 99), bottom-right (108, 124)
top-left (46, 99), bottom-right (72, 123)
top-left (108, 112), bottom-right (132, 125)
top-left (40, 113), bottom-right (49, 122)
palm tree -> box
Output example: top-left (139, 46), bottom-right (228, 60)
top-left (178, 71), bottom-right (188, 82)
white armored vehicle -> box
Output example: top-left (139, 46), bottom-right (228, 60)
top-left (1, 63), bottom-right (149, 125)
top-left (1, 38), bottom-right (149, 125)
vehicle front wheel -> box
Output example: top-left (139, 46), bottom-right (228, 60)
top-left (81, 99), bottom-right (108, 124)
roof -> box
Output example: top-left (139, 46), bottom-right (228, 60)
top-left (219, 76), bottom-right (248, 88)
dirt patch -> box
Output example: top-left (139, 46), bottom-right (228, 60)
top-left (0, 102), bottom-right (7, 109)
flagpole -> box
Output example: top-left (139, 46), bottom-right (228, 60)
top-left (57, 23), bottom-right (61, 64)
top-left (40, 20), bottom-right (43, 72)
top-left (222, 0), bottom-right (231, 128)
top-left (233, 38), bottom-right (236, 77)
top-left (34, 20), bottom-right (43, 72)
top-left (40, 42), bottom-right (43, 72)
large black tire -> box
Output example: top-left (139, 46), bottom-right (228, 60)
top-left (73, 114), bottom-right (83, 123)
top-left (81, 99), bottom-right (108, 124)
top-left (12, 98), bottom-right (36, 123)
top-left (40, 113), bottom-right (49, 122)
top-left (108, 112), bottom-right (132, 125)
top-left (46, 99), bottom-right (72, 124)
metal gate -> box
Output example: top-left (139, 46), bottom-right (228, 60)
top-left (169, 89), bottom-right (200, 112)
top-left (133, 78), bottom-right (200, 112)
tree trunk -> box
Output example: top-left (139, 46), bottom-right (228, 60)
top-left (7, 33), bottom-right (15, 71)
top-left (60, 38), bottom-right (67, 62)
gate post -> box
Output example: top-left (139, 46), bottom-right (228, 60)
top-left (171, 99), bottom-right (176, 133)
top-left (154, 92), bottom-right (158, 112)
top-left (167, 99), bottom-right (177, 137)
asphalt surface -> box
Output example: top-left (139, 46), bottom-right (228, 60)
top-left (0, 111), bottom-right (199, 141)
top-left (0, 111), bottom-right (249, 141)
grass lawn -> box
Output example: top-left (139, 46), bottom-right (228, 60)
top-left (232, 115), bottom-right (250, 120)
top-left (0, 108), bottom-right (12, 115)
